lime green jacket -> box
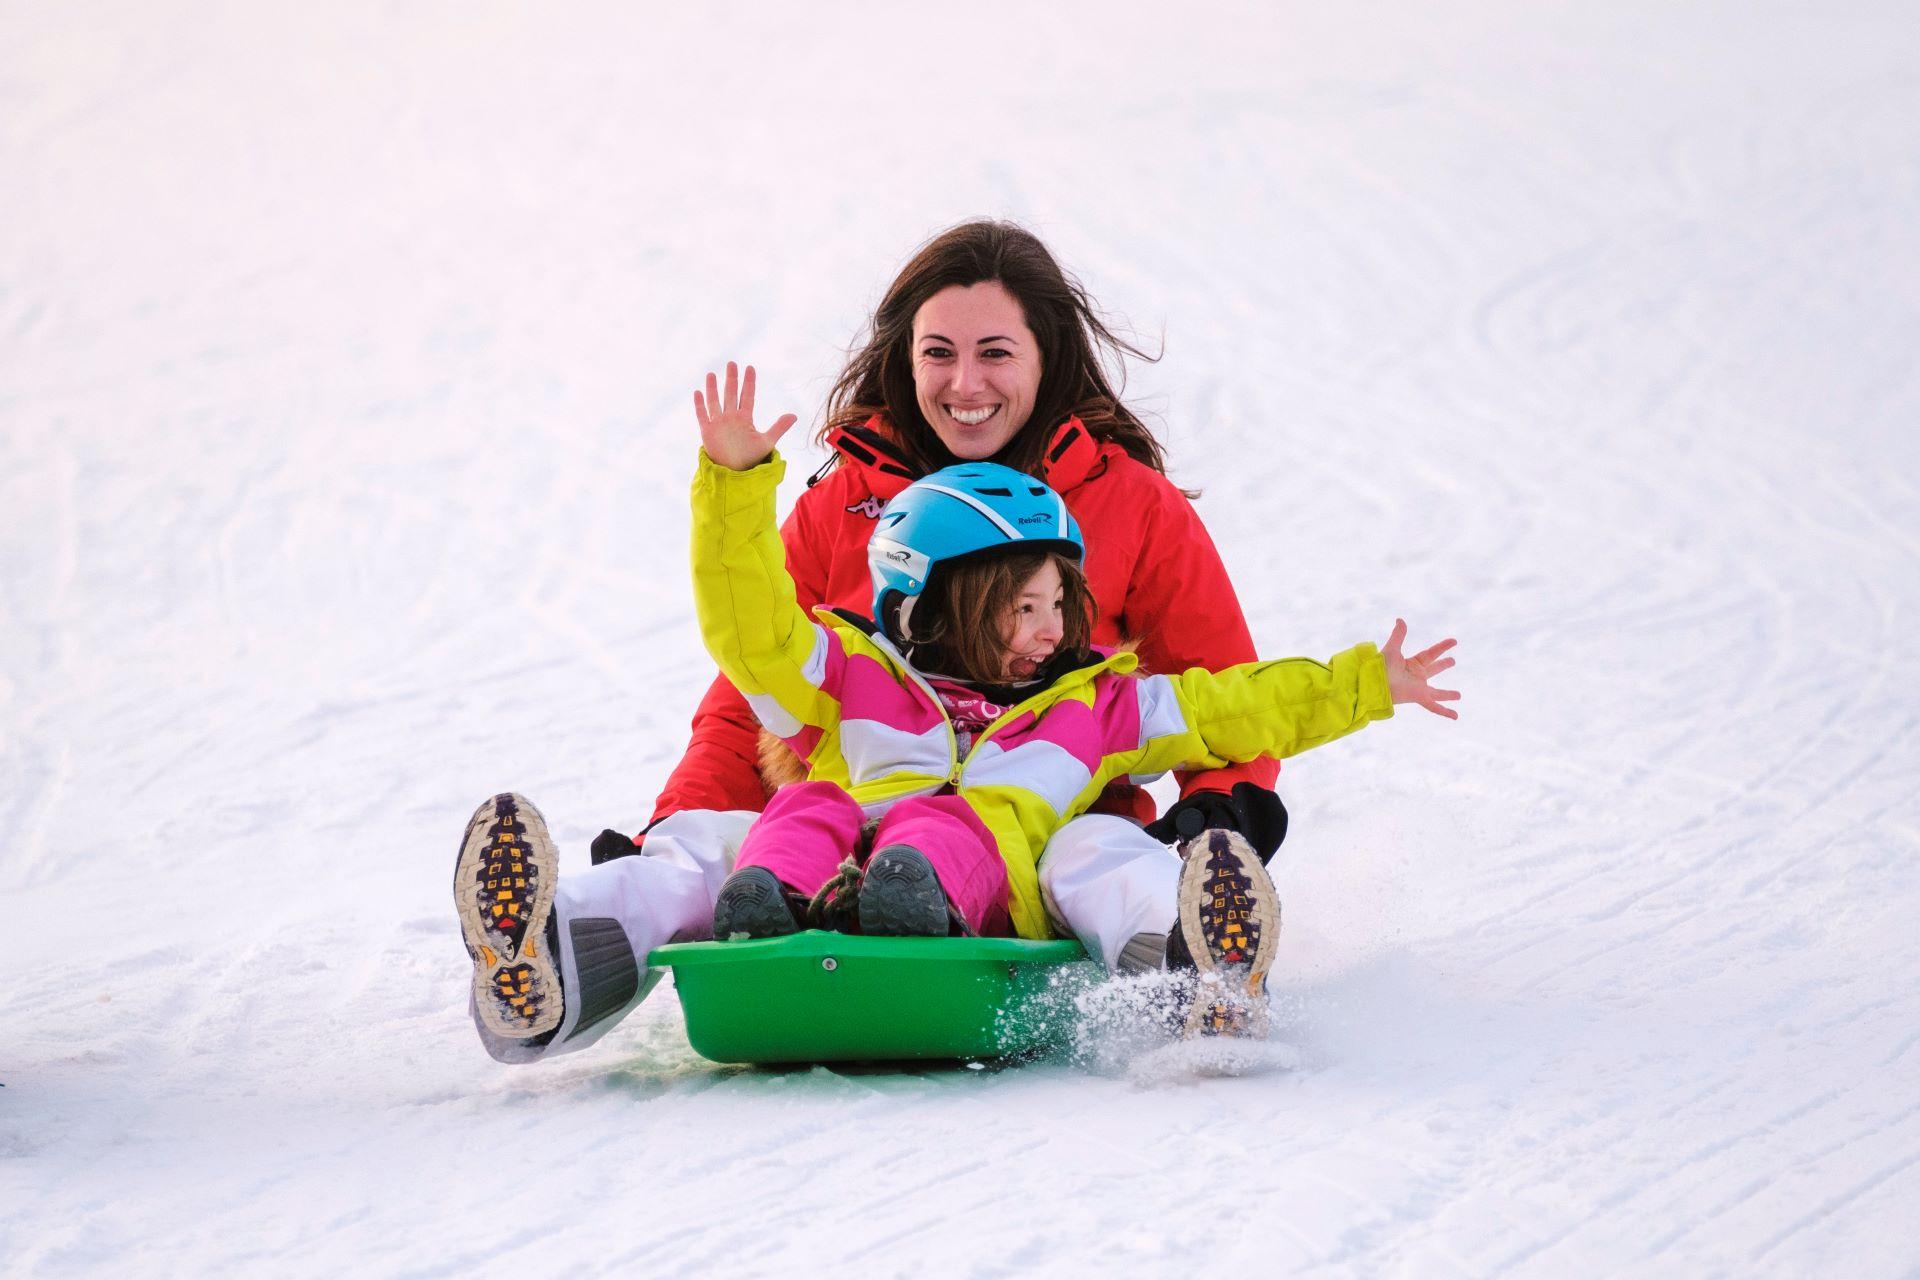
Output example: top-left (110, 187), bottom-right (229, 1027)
top-left (692, 452), bottom-right (1395, 939)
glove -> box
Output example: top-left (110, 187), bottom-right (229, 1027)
top-left (1144, 782), bottom-right (1289, 864)
top-left (589, 828), bottom-right (644, 865)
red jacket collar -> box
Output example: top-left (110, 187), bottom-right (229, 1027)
top-left (822, 415), bottom-right (1105, 500)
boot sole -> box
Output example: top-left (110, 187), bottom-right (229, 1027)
top-left (858, 845), bottom-right (950, 936)
top-left (1175, 829), bottom-right (1280, 1038)
top-left (713, 866), bottom-right (800, 940)
top-left (455, 793), bottom-right (563, 1039)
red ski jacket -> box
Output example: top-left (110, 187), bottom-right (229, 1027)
top-left (648, 416), bottom-right (1279, 828)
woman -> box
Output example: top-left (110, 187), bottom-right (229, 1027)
top-left (457, 221), bottom-right (1289, 1061)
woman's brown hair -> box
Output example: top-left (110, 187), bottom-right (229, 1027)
top-left (820, 221), bottom-right (1168, 480)
top-left (905, 550), bottom-right (1095, 687)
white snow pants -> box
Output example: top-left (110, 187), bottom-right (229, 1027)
top-left (530, 807), bottom-right (1182, 1060)
top-left (1032, 814), bottom-right (1183, 971)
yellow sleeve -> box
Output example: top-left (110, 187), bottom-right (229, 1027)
top-left (1122, 643), bottom-right (1395, 777)
top-left (689, 449), bottom-right (841, 735)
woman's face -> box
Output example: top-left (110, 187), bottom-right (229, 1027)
top-left (911, 281), bottom-right (1042, 460)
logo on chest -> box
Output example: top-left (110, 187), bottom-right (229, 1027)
top-left (847, 495), bottom-right (885, 519)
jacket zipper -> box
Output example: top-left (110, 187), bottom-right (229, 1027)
top-left (864, 625), bottom-right (1131, 792)
top-left (871, 633), bottom-right (964, 787)
top-left (954, 653), bottom-right (1133, 786)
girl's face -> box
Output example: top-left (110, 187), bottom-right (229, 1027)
top-left (911, 282), bottom-right (1042, 460)
top-left (1000, 558), bottom-right (1065, 681)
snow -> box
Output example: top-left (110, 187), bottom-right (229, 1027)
top-left (5, 1), bottom-right (1919, 1274)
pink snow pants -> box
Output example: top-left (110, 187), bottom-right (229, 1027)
top-left (734, 781), bottom-right (1012, 935)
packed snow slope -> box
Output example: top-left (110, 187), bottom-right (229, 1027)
top-left (5, 2), bottom-right (1918, 1275)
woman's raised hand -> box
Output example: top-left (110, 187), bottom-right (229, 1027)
top-left (1382, 619), bottom-right (1460, 720)
top-left (694, 362), bottom-right (797, 471)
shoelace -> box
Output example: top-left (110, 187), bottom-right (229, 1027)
top-left (801, 848), bottom-right (979, 938)
top-left (806, 855), bottom-right (864, 932)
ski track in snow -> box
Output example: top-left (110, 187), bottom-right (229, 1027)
top-left (4, 2), bottom-right (1919, 1276)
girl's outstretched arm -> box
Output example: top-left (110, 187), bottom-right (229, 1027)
top-left (1110, 624), bottom-right (1462, 780)
top-left (694, 361), bottom-right (796, 470)
top-left (1382, 619), bottom-right (1461, 719)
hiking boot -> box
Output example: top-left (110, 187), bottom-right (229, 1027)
top-left (1172, 828), bottom-right (1280, 1038)
top-left (712, 866), bottom-right (803, 941)
top-left (858, 844), bottom-right (953, 936)
top-left (456, 793), bottom-right (563, 1040)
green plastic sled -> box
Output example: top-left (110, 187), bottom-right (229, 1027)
top-left (648, 931), bottom-right (1097, 1065)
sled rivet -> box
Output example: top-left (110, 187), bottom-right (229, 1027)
top-left (821, 957), bottom-right (838, 972)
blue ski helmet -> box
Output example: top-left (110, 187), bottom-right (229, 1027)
top-left (868, 462), bottom-right (1083, 644)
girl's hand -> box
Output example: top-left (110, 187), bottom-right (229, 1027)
top-left (694, 362), bottom-right (797, 471)
top-left (1383, 619), bottom-right (1460, 719)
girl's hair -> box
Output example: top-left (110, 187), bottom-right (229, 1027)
top-left (821, 220), bottom-right (1168, 479)
top-left (905, 550), bottom-right (1094, 687)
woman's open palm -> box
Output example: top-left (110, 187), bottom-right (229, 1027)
top-left (695, 361), bottom-right (796, 471)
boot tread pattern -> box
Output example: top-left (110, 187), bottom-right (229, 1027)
top-left (713, 866), bottom-right (802, 941)
top-left (858, 845), bottom-right (952, 937)
top-left (456, 793), bottom-right (562, 1039)
top-left (1176, 829), bottom-right (1280, 1039)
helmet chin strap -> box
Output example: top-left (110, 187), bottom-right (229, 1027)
top-left (894, 594), bottom-right (921, 643)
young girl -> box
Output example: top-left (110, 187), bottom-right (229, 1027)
top-left (693, 366), bottom-right (1460, 1033)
